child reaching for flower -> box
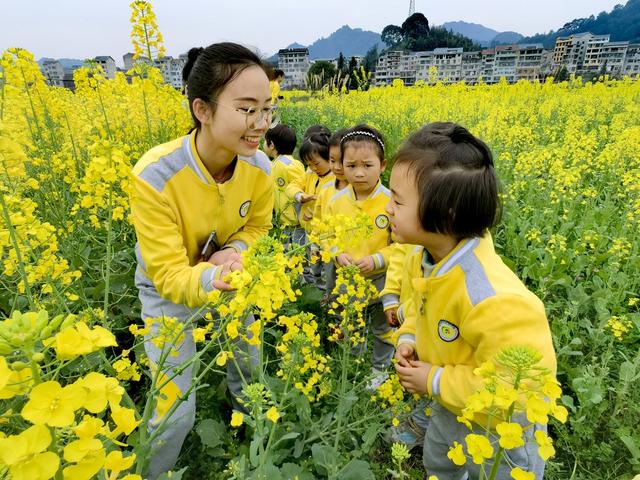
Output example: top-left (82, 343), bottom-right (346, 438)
top-left (325, 124), bottom-right (396, 389)
top-left (386, 122), bottom-right (557, 479)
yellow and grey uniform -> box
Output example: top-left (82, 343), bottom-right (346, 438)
top-left (379, 243), bottom-right (418, 314)
top-left (324, 181), bottom-right (396, 370)
top-left (285, 169), bottom-right (335, 231)
top-left (130, 130), bottom-right (273, 479)
top-left (271, 154), bottom-right (304, 228)
top-left (324, 181), bottom-right (395, 277)
top-left (395, 235), bottom-right (556, 479)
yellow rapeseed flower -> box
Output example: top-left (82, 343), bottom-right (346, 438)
top-left (21, 381), bottom-right (86, 427)
top-left (230, 411), bottom-right (244, 427)
top-left (0, 424), bottom-right (60, 480)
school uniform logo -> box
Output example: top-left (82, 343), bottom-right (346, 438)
top-left (239, 200), bottom-right (251, 217)
top-left (438, 319), bottom-right (459, 342)
top-left (276, 177), bottom-right (285, 187)
top-left (375, 214), bottom-right (390, 229)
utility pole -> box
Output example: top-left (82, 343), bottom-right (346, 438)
top-left (408, 0), bottom-right (415, 16)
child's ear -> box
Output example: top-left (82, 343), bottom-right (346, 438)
top-left (381, 158), bottom-right (387, 170)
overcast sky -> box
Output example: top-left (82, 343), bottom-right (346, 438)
top-left (1, 0), bottom-right (625, 64)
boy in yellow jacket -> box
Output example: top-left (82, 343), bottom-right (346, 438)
top-left (263, 124), bottom-right (305, 246)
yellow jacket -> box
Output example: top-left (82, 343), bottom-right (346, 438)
top-left (396, 235), bottom-right (557, 420)
top-left (271, 154), bottom-right (305, 227)
top-left (130, 131), bottom-right (274, 308)
top-left (324, 181), bottom-right (394, 276)
top-left (380, 243), bottom-right (418, 312)
top-left (285, 170), bottom-right (335, 231)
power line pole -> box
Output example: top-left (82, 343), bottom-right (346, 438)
top-left (408, 0), bottom-right (415, 16)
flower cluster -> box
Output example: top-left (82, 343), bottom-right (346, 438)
top-left (447, 346), bottom-right (567, 477)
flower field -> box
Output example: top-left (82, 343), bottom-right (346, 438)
top-left (0, 39), bottom-right (639, 480)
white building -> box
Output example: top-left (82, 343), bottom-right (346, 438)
top-left (461, 52), bottom-right (483, 84)
top-left (517, 44), bottom-right (545, 81)
top-left (623, 44), bottom-right (640, 78)
top-left (553, 33), bottom-right (609, 73)
top-left (94, 56), bottom-right (116, 79)
top-left (277, 48), bottom-right (310, 89)
top-left (432, 48), bottom-right (463, 83)
top-left (41, 60), bottom-right (64, 87)
top-left (154, 56), bottom-right (185, 89)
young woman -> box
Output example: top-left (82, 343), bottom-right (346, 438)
top-left (130, 42), bottom-right (275, 479)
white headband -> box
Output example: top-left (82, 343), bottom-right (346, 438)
top-left (340, 130), bottom-right (385, 151)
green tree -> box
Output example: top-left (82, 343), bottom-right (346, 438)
top-left (381, 25), bottom-right (403, 47)
top-left (362, 45), bottom-right (379, 73)
top-left (307, 61), bottom-right (337, 91)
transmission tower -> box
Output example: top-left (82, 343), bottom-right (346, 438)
top-left (408, 0), bottom-right (415, 16)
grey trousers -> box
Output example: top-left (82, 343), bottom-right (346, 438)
top-left (136, 269), bottom-right (258, 479)
top-left (413, 401), bottom-right (547, 480)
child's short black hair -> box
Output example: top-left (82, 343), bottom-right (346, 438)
top-left (329, 128), bottom-right (349, 148)
top-left (393, 122), bottom-right (501, 238)
top-left (299, 131), bottom-right (330, 164)
top-left (339, 124), bottom-right (385, 163)
top-left (303, 124), bottom-right (331, 141)
top-left (265, 124), bottom-right (297, 155)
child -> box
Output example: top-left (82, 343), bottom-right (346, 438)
top-left (387, 122), bottom-right (557, 479)
top-left (314, 128), bottom-right (350, 296)
top-left (325, 124), bottom-right (396, 389)
top-left (263, 124), bottom-right (305, 246)
top-left (286, 130), bottom-right (335, 286)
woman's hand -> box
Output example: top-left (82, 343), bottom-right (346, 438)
top-left (299, 193), bottom-right (316, 203)
top-left (336, 253), bottom-right (354, 267)
top-left (208, 248), bottom-right (241, 267)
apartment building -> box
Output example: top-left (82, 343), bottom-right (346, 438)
top-left (278, 48), bottom-right (310, 89)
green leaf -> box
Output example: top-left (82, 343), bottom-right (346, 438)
top-left (336, 459), bottom-right (375, 480)
top-left (280, 463), bottom-right (315, 480)
top-left (619, 361), bottom-right (637, 384)
top-left (158, 467), bottom-right (188, 480)
top-left (196, 418), bottom-right (226, 449)
top-left (312, 443), bottom-right (341, 475)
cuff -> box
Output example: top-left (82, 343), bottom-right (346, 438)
top-left (294, 192), bottom-right (303, 203)
top-left (372, 253), bottom-right (385, 270)
top-left (396, 332), bottom-right (416, 347)
top-left (381, 293), bottom-right (400, 310)
top-left (427, 366), bottom-right (443, 396)
top-left (224, 240), bottom-right (248, 253)
top-left (397, 304), bottom-right (406, 324)
top-left (200, 265), bottom-right (223, 293)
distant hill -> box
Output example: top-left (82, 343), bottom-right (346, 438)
top-left (520, 0), bottom-right (640, 48)
top-left (269, 25), bottom-right (385, 62)
top-left (441, 21), bottom-right (523, 47)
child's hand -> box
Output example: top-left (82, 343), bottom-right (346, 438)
top-left (395, 343), bottom-right (415, 367)
top-left (336, 253), bottom-right (354, 266)
top-left (385, 307), bottom-right (399, 327)
top-left (299, 193), bottom-right (316, 203)
top-left (395, 360), bottom-right (432, 395)
top-left (355, 256), bottom-right (375, 273)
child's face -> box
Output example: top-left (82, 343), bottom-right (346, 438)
top-left (343, 144), bottom-right (384, 197)
top-left (386, 163), bottom-right (428, 245)
top-left (329, 145), bottom-right (345, 180)
top-left (306, 153), bottom-right (331, 176)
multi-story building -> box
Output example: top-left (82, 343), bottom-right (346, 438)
top-left (461, 51), bottom-right (483, 84)
top-left (374, 50), bottom-right (419, 85)
top-left (41, 60), bottom-right (64, 86)
top-left (494, 45), bottom-right (518, 82)
top-left (154, 56), bottom-right (185, 89)
top-left (123, 52), bottom-right (152, 71)
top-left (553, 33), bottom-right (610, 73)
top-left (623, 44), bottom-right (640, 77)
top-left (277, 48), bottom-right (310, 89)
top-left (481, 49), bottom-right (496, 83)
top-left (585, 40), bottom-right (629, 75)
top-left (432, 47), bottom-right (463, 83)
top-left (94, 56), bottom-right (116, 79)
top-left (517, 44), bottom-right (545, 81)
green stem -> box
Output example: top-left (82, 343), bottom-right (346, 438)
top-left (103, 175), bottom-right (113, 321)
top-left (0, 190), bottom-right (35, 309)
